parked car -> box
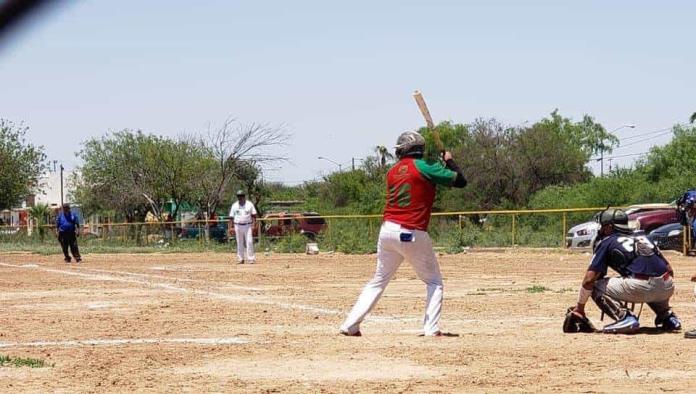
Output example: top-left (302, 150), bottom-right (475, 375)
top-left (566, 204), bottom-right (675, 249)
top-left (630, 208), bottom-right (679, 233)
top-left (262, 211), bottom-right (327, 239)
top-left (648, 223), bottom-right (684, 251)
top-left (178, 219), bottom-right (229, 243)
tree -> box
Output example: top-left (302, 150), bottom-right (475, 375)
top-left (535, 110), bottom-right (619, 158)
top-left (27, 203), bottom-right (51, 241)
top-left (76, 130), bottom-right (159, 224)
top-left (690, 112), bottom-right (696, 124)
top-left (373, 145), bottom-right (394, 168)
top-left (0, 120), bottom-right (47, 209)
top-left (189, 117), bottom-right (290, 218)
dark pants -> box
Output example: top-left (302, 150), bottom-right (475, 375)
top-left (58, 231), bottom-right (81, 261)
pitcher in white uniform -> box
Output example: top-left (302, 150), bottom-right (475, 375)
top-left (228, 190), bottom-right (257, 264)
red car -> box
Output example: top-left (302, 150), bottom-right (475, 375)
top-left (629, 208), bottom-right (679, 233)
top-left (261, 211), bottom-right (327, 239)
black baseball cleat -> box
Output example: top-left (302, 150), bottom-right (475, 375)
top-left (237, 260), bottom-right (244, 264)
top-left (76, 258), bottom-right (82, 263)
top-left (685, 329), bottom-right (696, 339)
top-left (339, 329), bottom-right (361, 337)
top-left (64, 258), bottom-right (71, 263)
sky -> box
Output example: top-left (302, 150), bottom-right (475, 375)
top-left (1, 0), bottom-right (694, 183)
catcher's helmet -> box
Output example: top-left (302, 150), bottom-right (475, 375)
top-left (394, 131), bottom-right (425, 159)
top-left (596, 207), bottom-right (631, 232)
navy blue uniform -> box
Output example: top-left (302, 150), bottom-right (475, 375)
top-left (589, 233), bottom-right (668, 278)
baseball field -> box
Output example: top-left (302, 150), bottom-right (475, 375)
top-left (2, 249), bottom-right (696, 392)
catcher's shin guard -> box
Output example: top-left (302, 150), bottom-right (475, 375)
top-left (591, 290), bottom-right (625, 321)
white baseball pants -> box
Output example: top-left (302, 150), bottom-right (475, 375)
top-left (340, 221), bottom-right (443, 335)
top-left (234, 223), bottom-right (255, 262)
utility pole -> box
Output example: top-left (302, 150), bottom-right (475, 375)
top-left (60, 164), bottom-right (64, 206)
top-left (600, 124), bottom-right (635, 176)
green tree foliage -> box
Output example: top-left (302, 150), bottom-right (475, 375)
top-left (436, 114), bottom-right (594, 212)
top-left (535, 110), bottom-right (619, 158)
top-left (529, 124), bottom-right (696, 211)
top-left (273, 111), bottom-right (609, 216)
top-left (319, 170), bottom-right (385, 214)
top-left (0, 120), bottom-right (47, 209)
top-left (27, 203), bottom-right (52, 241)
top-left (75, 130), bottom-right (199, 222)
top-left (76, 131), bottom-right (148, 221)
top-left (75, 119), bottom-right (288, 223)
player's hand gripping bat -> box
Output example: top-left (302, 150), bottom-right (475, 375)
top-left (412, 90), bottom-right (445, 157)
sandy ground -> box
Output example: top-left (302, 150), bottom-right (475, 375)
top-left (1, 249), bottom-right (696, 393)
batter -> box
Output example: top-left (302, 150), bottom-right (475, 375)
top-left (340, 131), bottom-right (466, 336)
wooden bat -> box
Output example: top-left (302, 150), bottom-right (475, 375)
top-left (412, 90), bottom-right (444, 152)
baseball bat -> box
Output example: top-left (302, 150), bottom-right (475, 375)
top-left (412, 90), bottom-right (444, 152)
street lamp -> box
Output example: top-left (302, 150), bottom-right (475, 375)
top-left (598, 124), bottom-right (635, 176)
top-left (318, 156), bottom-right (342, 172)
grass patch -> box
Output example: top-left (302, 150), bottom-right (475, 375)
top-left (526, 285), bottom-right (550, 293)
top-left (0, 354), bottom-right (52, 368)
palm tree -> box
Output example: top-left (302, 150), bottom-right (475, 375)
top-left (27, 203), bottom-right (52, 241)
top-left (374, 145), bottom-right (394, 168)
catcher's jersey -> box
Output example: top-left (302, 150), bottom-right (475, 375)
top-left (588, 233), bottom-right (669, 277)
top-left (383, 157), bottom-right (456, 231)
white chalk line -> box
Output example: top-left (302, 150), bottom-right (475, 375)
top-left (74, 266), bottom-right (263, 291)
top-left (0, 262), bottom-right (340, 316)
top-left (0, 337), bottom-right (249, 348)
top-left (0, 263), bottom-right (556, 325)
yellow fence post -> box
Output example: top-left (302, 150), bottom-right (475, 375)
top-left (258, 218), bottom-right (263, 252)
top-left (684, 225), bottom-right (690, 256)
top-left (511, 214), bottom-right (516, 247)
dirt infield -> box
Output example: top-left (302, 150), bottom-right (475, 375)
top-left (2, 250), bottom-right (696, 393)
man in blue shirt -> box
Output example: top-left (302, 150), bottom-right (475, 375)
top-left (55, 203), bottom-right (81, 263)
top-left (570, 208), bottom-right (681, 334)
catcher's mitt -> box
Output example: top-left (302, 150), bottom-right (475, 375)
top-left (563, 307), bottom-right (596, 333)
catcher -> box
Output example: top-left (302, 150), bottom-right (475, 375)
top-left (564, 207), bottom-right (681, 334)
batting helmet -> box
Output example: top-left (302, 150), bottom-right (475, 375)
top-left (394, 131), bottom-right (425, 159)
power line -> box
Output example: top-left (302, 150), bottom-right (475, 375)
top-left (617, 126), bottom-right (673, 141)
top-left (614, 130), bottom-right (673, 149)
top-left (595, 152), bottom-right (648, 160)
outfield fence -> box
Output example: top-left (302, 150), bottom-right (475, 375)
top-left (0, 207), bottom-right (645, 254)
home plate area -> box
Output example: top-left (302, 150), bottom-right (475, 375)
top-left (1, 251), bottom-right (696, 392)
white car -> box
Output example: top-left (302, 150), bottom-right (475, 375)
top-left (566, 220), bottom-right (601, 248)
top-left (565, 203), bottom-right (674, 249)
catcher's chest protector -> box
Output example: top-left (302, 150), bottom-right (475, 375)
top-left (600, 234), bottom-right (658, 277)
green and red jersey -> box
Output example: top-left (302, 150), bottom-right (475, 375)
top-left (383, 157), bottom-right (457, 231)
